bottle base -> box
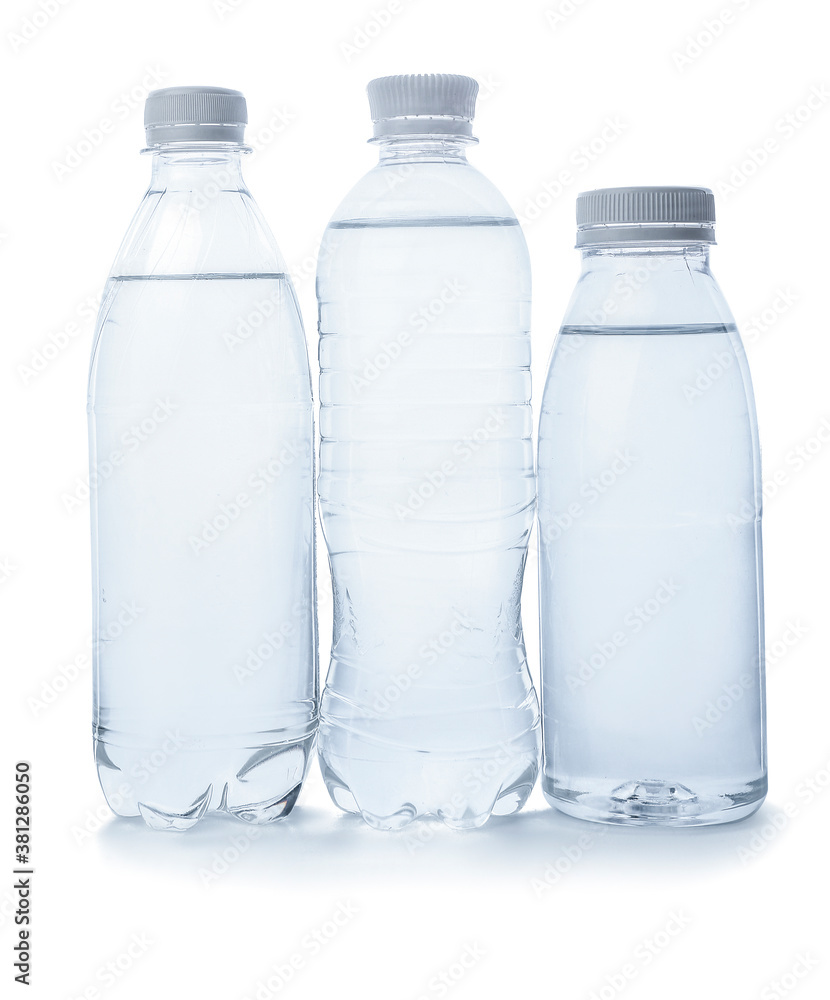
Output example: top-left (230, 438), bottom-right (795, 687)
top-left (543, 774), bottom-right (767, 827)
top-left (318, 738), bottom-right (540, 832)
top-left (95, 729), bottom-right (315, 832)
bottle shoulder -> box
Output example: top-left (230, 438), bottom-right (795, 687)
top-left (325, 159), bottom-right (519, 226)
top-left (560, 255), bottom-right (737, 331)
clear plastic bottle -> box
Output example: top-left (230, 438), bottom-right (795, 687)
top-left (88, 87), bottom-right (317, 831)
top-left (538, 187), bottom-right (766, 826)
top-left (316, 75), bottom-right (540, 830)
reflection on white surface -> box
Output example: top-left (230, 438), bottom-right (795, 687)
top-left (96, 768), bottom-right (780, 887)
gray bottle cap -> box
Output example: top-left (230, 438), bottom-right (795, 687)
top-left (144, 86), bottom-right (247, 145)
top-left (367, 74), bottom-right (478, 139)
top-left (576, 186), bottom-right (716, 246)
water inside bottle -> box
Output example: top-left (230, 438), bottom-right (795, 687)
top-left (317, 217), bottom-right (541, 830)
top-left (538, 324), bottom-right (765, 826)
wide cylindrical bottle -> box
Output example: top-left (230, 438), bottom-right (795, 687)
top-left (316, 75), bottom-right (540, 830)
top-left (88, 87), bottom-right (317, 831)
top-left (538, 187), bottom-right (766, 826)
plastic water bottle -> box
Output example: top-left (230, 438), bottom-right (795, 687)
top-left (316, 75), bottom-right (540, 830)
top-left (538, 187), bottom-right (766, 826)
top-left (88, 87), bottom-right (317, 831)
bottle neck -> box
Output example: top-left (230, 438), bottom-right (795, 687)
top-left (373, 134), bottom-right (473, 165)
top-left (579, 243), bottom-right (712, 273)
top-left (111, 141), bottom-right (279, 278)
top-left (146, 142), bottom-right (249, 191)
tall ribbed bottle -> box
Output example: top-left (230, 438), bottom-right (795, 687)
top-left (316, 74), bottom-right (540, 830)
top-left (88, 87), bottom-right (317, 831)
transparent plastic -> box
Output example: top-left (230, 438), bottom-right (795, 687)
top-left (88, 143), bottom-right (317, 831)
top-left (316, 135), bottom-right (541, 830)
top-left (538, 242), bottom-right (766, 826)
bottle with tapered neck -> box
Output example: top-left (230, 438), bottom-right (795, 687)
top-left (88, 86), bottom-right (317, 832)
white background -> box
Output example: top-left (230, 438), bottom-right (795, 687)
top-left (3, 0), bottom-right (829, 997)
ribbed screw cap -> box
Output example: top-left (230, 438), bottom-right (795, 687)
top-left (144, 86), bottom-right (247, 145)
top-left (367, 74), bottom-right (478, 138)
top-left (576, 186), bottom-right (716, 245)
